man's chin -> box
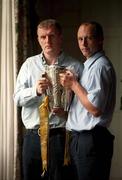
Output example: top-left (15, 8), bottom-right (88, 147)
top-left (45, 49), bottom-right (53, 54)
top-left (82, 52), bottom-right (90, 58)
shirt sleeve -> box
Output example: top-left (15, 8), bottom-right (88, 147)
top-left (87, 65), bottom-right (112, 111)
top-left (13, 61), bottom-right (41, 107)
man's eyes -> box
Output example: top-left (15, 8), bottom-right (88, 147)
top-left (40, 36), bottom-right (46, 39)
top-left (79, 36), bottom-right (95, 41)
top-left (40, 35), bottom-right (55, 39)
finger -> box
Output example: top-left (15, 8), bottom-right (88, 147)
top-left (59, 73), bottom-right (65, 78)
top-left (39, 79), bottom-right (49, 86)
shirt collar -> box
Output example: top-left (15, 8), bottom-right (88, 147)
top-left (40, 51), bottom-right (65, 66)
top-left (84, 51), bottom-right (105, 70)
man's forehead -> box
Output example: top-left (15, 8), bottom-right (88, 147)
top-left (38, 25), bottom-right (56, 31)
top-left (38, 26), bottom-right (57, 33)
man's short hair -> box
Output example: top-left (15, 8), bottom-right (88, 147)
top-left (80, 21), bottom-right (104, 40)
top-left (37, 19), bottom-right (62, 35)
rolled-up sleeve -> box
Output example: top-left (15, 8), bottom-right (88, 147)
top-left (87, 66), bottom-right (111, 111)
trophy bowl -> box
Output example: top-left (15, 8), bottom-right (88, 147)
top-left (45, 65), bottom-right (72, 111)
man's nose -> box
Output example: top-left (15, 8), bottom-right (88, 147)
top-left (82, 38), bottom-right (87, 46)
top-left (45, 36), bottom-right (51, 43)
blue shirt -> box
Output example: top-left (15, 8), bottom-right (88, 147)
top-left (66, 51), bottom-right (116, 131)
top-left (13, 52), bottom-right (83, 129)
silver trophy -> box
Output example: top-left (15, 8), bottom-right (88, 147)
top-left (45, 65), bottom-right (72, 111)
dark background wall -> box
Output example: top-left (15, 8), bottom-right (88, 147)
top-left (26, 0), bottom-right (84, 59)
top-left (18, 1), bottom-right (122, 179)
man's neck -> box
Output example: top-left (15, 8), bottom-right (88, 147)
top-left (44, 51), bottom-right (62, 65)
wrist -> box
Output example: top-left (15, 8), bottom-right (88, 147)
top-left (71, 80), bottom-right (79, 91)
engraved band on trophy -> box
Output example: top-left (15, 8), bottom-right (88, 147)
top-left (45, 65), bottom-right (71, 111)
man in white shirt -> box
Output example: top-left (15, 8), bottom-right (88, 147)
top-left (60, 21), bottom-right (116, 180)
top-left (13, 19), bottom-right (83, 180)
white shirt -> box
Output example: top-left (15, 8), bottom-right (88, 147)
top-left (66, 51), bottom-right (116, 131)
top-left (13, 52), bottom-right (83, 129)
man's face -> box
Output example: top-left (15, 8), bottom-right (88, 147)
top-left (37, 26), bottom-right (62, 56)
top-left (77, 24), bottom-right (102, 59)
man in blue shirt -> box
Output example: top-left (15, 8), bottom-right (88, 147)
top-left (60, 21), bottom-right (116, 180)
top-left (13, 19), bottom-right (83, 180)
